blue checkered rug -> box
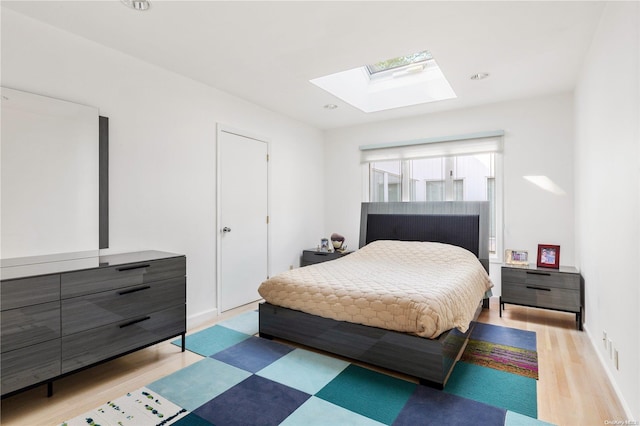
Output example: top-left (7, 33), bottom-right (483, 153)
top-left (61, 312), bottom-right (552, 426)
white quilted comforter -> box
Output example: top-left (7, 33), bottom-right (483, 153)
top-left (258, 240), bottom-right (493, 338)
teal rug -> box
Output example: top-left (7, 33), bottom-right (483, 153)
top-left (62, 312), bottom-right (552, 426)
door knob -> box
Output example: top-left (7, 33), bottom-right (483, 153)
top-left (222, 227), bottom-right (231, 233)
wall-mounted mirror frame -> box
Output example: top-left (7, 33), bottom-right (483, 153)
top-left (1, 87), bottom-right (107, 265)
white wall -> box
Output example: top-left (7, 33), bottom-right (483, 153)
top-left (575, 2), bottom-right (639, 419)
top-left (324, 93), bottom-right (576, 292)
top-left (1, 8), bottom-right (325, 326)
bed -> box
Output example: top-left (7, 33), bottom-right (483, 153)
top-left (258, 201), bottom-right (492, 388)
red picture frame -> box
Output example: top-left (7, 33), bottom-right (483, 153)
top-left (537, 244), bottom-right (560, 269)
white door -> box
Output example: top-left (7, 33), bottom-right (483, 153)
top-left (218, 128), bottom-right (268, 312)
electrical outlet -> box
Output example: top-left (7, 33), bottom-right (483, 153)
top-left (289, 265), bottom-right (294, 270)
top-left (614, 349), bottom-right (619, 370)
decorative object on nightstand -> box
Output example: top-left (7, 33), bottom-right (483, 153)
top-left (330, 232), bottom-right (347, 253)
top-left (505, 249), bottom-right (529, 266)
top-left (537, 244), bottom-right (560, 269)
top-left (301, 248), bottom-right (352, 267)
top-left (500, 264), bottom-right (583, 330)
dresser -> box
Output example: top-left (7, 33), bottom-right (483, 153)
top-left (0, 251), bottom-right (186, 397)
top-left (301, 249), bottom-right (352, 266)
top-left (500, 265), bottom-right (583, 330)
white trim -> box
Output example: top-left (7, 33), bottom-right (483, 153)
top-left (583, 324), bottom-right (635, 421)
top-left (187, 308), bottom-right (218, 331)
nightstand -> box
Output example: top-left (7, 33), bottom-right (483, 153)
top-left (500, 265), bottom-right (583, 330)
top-left (301, 249), bottom-right (352, 266)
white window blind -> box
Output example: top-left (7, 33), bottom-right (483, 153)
top-left (359, 130), bottom-right (504, 163)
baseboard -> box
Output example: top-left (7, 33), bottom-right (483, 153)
top-left (583, 324), bottom-right (635, 421)
top-left (187, 308), bottom-right (218, 331)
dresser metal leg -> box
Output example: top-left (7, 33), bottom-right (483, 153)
top-left (576, 311), bottom-right (583, 331)
top-left (47, 381), bottom-right (53, 397)
top-left (181, 333), bottom-right (186, 352)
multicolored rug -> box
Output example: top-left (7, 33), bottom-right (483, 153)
top-left (61, 312), bottom-right (550, 426)
top-left (461, 339), bottom-right (538, 379)
top-left (461, 322), bottom-right (538, 380)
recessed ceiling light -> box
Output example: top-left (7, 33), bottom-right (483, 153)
top-left (470, 73), bottom-right (489, 80)
top-left (121, 0), bottom-right (150, 11)
top-left (324, 104), bottom-right (338, 110)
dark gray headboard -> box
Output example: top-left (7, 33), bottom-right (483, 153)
top-left (365, 214), bottom-right (480, 257)
top-left (359, 202), bottom-right (490, 272)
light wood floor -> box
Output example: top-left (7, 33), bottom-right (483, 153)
top-left (0, 298), bottom-right (627, 425)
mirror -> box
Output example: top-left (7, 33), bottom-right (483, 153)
top-left (1, 87), bottom-right (99, 262)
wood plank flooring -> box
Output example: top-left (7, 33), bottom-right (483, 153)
top-left (0, 298), bottom-right (627, 425)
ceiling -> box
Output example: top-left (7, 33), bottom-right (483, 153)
top-left (2, 1), bottom-right (605, 130)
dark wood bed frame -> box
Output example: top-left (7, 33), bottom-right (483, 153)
top-left (259, 201), bottom-right (491, 389)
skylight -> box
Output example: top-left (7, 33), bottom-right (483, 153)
top-left (310, 50), bottom-right (456, 113)
top-left (366, 50), bottom-right (433, 75)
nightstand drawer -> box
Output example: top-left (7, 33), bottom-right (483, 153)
top-left (502, 268), bottom-right (580, 290)
top-left (502, 282), bottom-right (580, 312)
top-left (301, 250), bottom-right (351, 266)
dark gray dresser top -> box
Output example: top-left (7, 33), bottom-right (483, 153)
top-left (1, 251), bottom-right (183, 281)
top-left (502, 264), bottom-right (579, 274)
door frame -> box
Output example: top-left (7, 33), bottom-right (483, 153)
top-left (216, 123), bottom-right (270, 314)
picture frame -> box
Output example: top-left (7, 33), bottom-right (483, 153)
top-left (537, 244), bottom-right (560, 269)
top-left (505, 249), bottom-right (529, 266)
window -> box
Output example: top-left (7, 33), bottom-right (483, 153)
top-left (370, 161), bottom-right (401, 202)
top-left (425, 181), bottom-right (445, 201)
top-left (366, 50), bottom-right (433, 75)
top-left (361, 131), bottom-right (503, 255)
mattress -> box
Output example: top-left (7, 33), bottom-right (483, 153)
top-left (258, 240), bottom-right (493, 339)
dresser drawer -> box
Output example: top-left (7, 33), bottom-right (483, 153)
top-left (1, 339), bottom-right (60, 395)
top-left (61, 257), bottom-right (186, 298)
top-left (1, 275), bottom-right (60, 311)
top-left (61, 305), bottom-right (186, 373)
top-left (502, 268), bottom-right (580, 290)
top-left (61, 277), bottom-right (186, 335)
top-left (1, 301), bottom-right (60, 353)
top-left (502, 282), bottom-right (580, 312)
